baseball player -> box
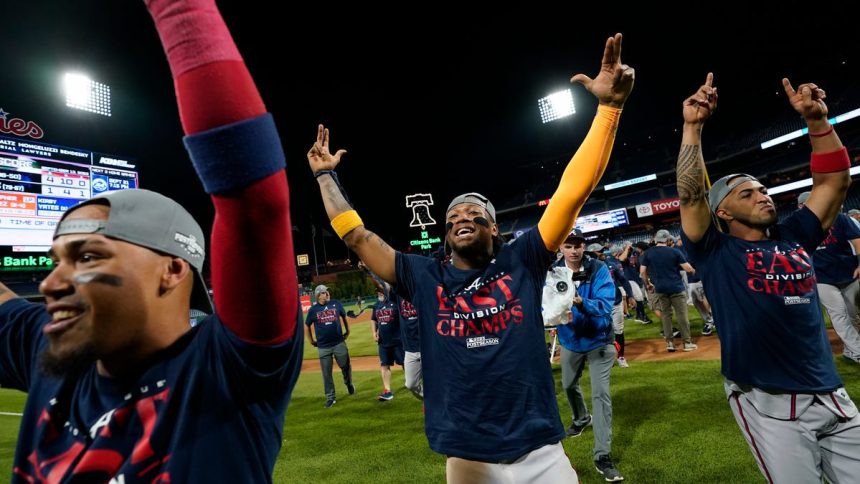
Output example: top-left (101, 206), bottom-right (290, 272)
top-left (306, 285), bottom-right (355, 407)
top-left (309, 33), bottom-right (634, 483)
top-left (677, 72), bottom-right (859, 482)
top-left (0, 1), bottom-right (302, 480)
top-left (797, 191), bottom-right (860, 364)
top-left (371, 286), bottom-right (404, 401)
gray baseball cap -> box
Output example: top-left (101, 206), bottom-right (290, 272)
top-left (708, 173), bottom-right (758, 213)
top-left (849, 209), bottom-right (860, 216)
top-left (313, 284), bottom-right (329, 298)
top-left (797, 191), bottom-right (811, 205)
top-left (586, 243), bottom-right (604, 253)
top-left (447, 192), bottom-right (496, 221)
top-left (608, 244), bottom-right (625, 256)
top-left (53, 189), bottom-right (212, 314)
top-left (654, 229), bottom-right (674, 243)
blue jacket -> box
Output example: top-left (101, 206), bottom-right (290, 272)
top-left (554, 256), bottom-right (615, 353)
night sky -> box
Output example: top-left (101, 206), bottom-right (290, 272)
top-left (1, 2), bottom-right (856, 263)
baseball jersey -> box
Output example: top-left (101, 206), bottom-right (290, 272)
top-left (372, 300), bottom-right (402, 347)
top-left (0, 297), bottom-right (302, 483)
top-left (621, 254), bottom-right (643, 284)
top-left (305, 301), bottom-right (346, 348)
top-left (811, 213), bottom-right (860, 285)
top-left (395, 228), bottom-right (565, 462)
top-left (640, 246), bottom-right (687, 294)
top-left (682, 207), bottom-right (842, 392)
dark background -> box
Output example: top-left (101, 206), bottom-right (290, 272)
top-left (1, 2), bottom-right (856, 263)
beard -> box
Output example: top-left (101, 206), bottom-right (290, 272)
top-left (733, 210), bottom-right (777, 230)
top-left (449, 233), bottom-right (493, 264)
top-left (39, 343), bottom-right (97, 378)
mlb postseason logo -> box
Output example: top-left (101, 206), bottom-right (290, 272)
top-left (783, 296), bottom-right (811, 305)
top-left (466, 335), bottom-right (500, 349)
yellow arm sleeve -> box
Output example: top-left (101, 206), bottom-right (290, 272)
top-left (537, 104), bottom-right (622, 251)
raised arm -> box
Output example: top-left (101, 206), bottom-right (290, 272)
top-left (677, 73), bottom-right (718, 243)
top-left (538, 33), bottom-right (635, 251)
top-left (147, 0), bottom-right (297, 344)
top-left (308, 125), bottom-right (397, 283)
top-left (782, 78), bottom-right (851, 231)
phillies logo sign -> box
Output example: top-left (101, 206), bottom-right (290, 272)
top-left (0, 108), bottom-right (45, 139)
top-left (636, 197), bottom-right (680, 218)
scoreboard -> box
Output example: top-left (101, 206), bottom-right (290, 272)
top-left (574, 208), bottom-right (629, 234)
top-left (0, 134), bottom-right (138, 268)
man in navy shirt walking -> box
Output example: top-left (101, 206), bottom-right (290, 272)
top-left (306, 285), bottom-right (354, 408)
top-left (640, 230), bottom-right (697, 351)
top-left (677, 72), bottom-right (859, 483)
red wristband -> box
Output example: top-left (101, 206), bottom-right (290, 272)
top-left (810, 147), bottom-right (850, 173)
top-left (809, 125), bottom-right (834, 138)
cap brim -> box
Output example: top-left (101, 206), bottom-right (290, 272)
top-left (190, 269), bottom-right (214, 315)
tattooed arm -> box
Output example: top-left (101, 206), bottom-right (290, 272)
top-left (309, 125), bottom-right (397, 284)
top-left (678, 73), bottom-right (718, 243)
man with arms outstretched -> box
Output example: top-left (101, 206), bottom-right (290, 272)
top-left (310, 34), bottom-right (634, 483)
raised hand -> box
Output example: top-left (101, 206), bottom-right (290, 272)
top-left (782, 78), bottom-right (828, 121)
top-left (682, 72), bottom-right (717, 125)
top-left (570, 33), bottom-right (635, 108)
top-left (307, 124), bottom-right (348, 174)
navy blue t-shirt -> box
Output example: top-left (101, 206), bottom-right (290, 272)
top-left (677, 244), bottom-right (703, 283)
top-left (621, 255), bottom-right (642, 284)
top-left (811, 213), bottom-right (860, 285)
top-left (305, 301), bottom-right (346, 348)
top-left (682, 207), bottom-right (842, 392)
top-left (395, 228), bottom-right (565, 462)
top-left (604, 255), bottom-right (632, 305)
top-left (372, 300), bottom-right (402, 347)
top-left (640, 246), bottom-right (687, 294)
top-left (395, 294), bottom-right (421, 353)
top-left (0, 298), bottom-right (302, 483)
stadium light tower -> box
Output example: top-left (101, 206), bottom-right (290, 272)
top-left (538, 89), bottom-right (575, 124)
top-left (63, 73), bottom-right (111, 116)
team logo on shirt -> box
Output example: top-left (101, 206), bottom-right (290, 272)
top-left (399, 298), bottom-right (418, 319)
top-left (374, 306), bottom-right (396, 324)
top-left (744, 245), bottom-right (816, 301)
top-left (433, 273), bottom-right (524, 347)
top-left (16, 382), bottom-right (172, 481)
top-left (816, 228), bottom-right (839, 250)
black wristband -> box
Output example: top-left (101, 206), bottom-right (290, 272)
top-left (314, 169), bottom-right (335, 179)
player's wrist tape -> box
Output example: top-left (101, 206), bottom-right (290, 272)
top-left (810, 147), bottom-right (850, 173)
top-left (808, 125), bottom-right (834, 138)
top-left (332, 210), bottom-right (364, 238)
top-left (315, 169), bottom-right (354, 207)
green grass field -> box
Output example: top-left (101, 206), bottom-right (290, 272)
top-left (3, 357), bottom-right (858, 482)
